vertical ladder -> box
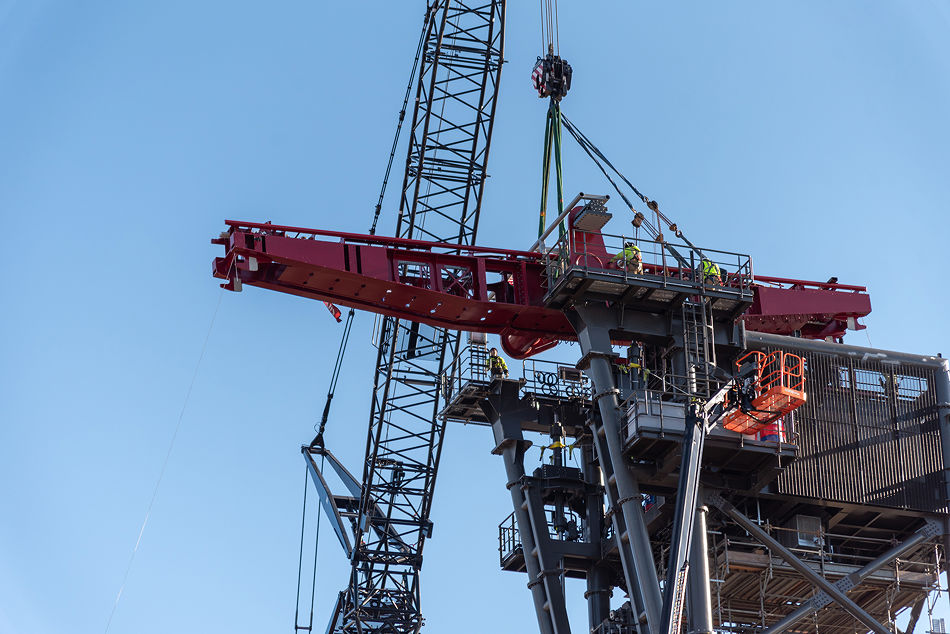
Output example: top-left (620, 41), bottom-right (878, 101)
top-left (681, 299), bottom-right (716, 398)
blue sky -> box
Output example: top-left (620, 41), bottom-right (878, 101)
top-left (2, 2), bottom-right (949, 633)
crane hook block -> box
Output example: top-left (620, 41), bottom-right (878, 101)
top-left (532, 54), bottom-right (573, 101)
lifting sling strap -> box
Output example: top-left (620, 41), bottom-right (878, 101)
top-left (539, 100), bottom-right (566, 239)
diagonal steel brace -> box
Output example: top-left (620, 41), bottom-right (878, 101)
top-left (706, 493), bottom-right (894, 634)
top-left (762, 520), bottom-right (942, 634)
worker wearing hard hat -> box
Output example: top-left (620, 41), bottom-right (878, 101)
top-left (702, 258), bottom-right (721, 285)
top-left (611, 241), bottom-right (643, 274)
top-left (486, 347), bottom-right (509, 379)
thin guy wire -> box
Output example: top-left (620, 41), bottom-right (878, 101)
top-left (369, 4), bottom-right (431, 235)
top-left (294, 465), bottom-right (309, 629)
top-left (103, 289), bottom-right (224, 633)
top-left (539, 0), bottom-right (545, 53)
top-left (308, 454), bottom-right (325, 628)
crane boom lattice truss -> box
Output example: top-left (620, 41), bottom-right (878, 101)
top-left (335, 2), bottom-right (506, 632)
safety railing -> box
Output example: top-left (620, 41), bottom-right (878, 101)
top-left (498, 508), bottom-right (590, 567)
top-left (620, 389), bottom-right (688, 439)
top-left (223, 219), bottom-right (546, 261)
top-left (544, 230), bottom-right (754, 295)
top-left (736, 350), bottom-right (806, 394)
top-left (521, 357), bottom-right (592, 400)
top-left (622, 387), bottom-right (798, 443)
top-left (498, 511), bottom-right (521, 566)
top-left (711, 520), bottom-right (941, 575)
top-left (441, 343), bottom-right (491, 402)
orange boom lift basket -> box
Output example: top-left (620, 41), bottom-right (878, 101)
top-left (723, 350), bottom-right (807, 435)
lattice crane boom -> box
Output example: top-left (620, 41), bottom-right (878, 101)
top-left (319, 3), bottom-right (506, 633)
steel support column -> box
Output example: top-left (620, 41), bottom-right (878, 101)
top-left (707, 493), bottom-right (893, 634)
top-left (569, 306), bottom-right (663, 632)
top-left (685, 503), bottom-right (713, 634)
top-left (486, 379), bottom-right (570, 634)
top-left (581, 441), bottom-right (612, 632)
top-left (934, 358), bottom-right (950, 587)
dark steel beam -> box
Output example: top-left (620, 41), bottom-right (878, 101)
top-left (569, 307), bottom-right (663, 631)
top-left (302, 449), bottom-right (354, 557)
top-left (934, 357), bottom-right (950, 586)
top-left (487, 379), bottom-right (564, 634)
top-left (901, 598), bottom-right (925, 634)
top-left (686, 504), bottom-right (713, 634)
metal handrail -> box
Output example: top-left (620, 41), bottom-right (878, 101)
top-left (544, 230), bottom-right (755, 294)
top-left (442, 344), bottom-right (491, 402)
top-left (521, 357), bottom-right (592, 400)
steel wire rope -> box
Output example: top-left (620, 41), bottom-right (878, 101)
top-left (294, 455), bottom-right (325, 633)
top-left (561, 114), bottom-right (652, 206)
top-left (369, 4), bottom-right (433, 236)
top-left (561, 114), bottom-right (716, 273)
top-left (538, 0), bottom-right (559, 55)
top-left (563, 113), bottom-right (713, 261)
top-left (538, 0), bottom-right (545, 55)
top-left (560, 114), bottom-right (656, 235)
top-left (312, 308), bottom-right (355, 446)
top-left (294, 306), bottom-right (354, 629)
top-left (103, 288), bottom-right (225, 634)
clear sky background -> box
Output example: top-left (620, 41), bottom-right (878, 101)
top-left (2, 2), bottom-right (950, 633)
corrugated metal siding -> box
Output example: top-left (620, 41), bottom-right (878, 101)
top-left (751, 341), bottom-right (945, 512)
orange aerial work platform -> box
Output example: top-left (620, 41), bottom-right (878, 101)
top-left (723, 350), bottom-right (807, 435)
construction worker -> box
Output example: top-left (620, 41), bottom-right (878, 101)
top-left (486, 347), bottom-right (509, 379)
top-left (611, 241), bottom-right (643, 274)
top-left (702, 258), bottom-right (721, 285)
top-left (618, 358), bottom-right (651, 391)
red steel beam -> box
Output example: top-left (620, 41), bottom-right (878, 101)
top-left (212, 222), bottom-right (871, 357)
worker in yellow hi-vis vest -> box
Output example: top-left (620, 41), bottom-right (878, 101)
top-left (702, 258), bottom-right (721, 285)
top-left (611, 241), bottom-right (643, 274)
top-left (486, 347), bottom-right (509, 378)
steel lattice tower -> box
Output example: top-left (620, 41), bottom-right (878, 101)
top-left (332, 2), bottom-right (506, 632)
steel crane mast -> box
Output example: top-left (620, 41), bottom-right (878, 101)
top-left (329, 2), bottom-right (505, 632)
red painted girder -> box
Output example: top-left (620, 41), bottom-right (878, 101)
top-left (743, 277), bottom-right (871, 339)
top-left (212, 222), bottom-right (574, 349)
top-left (212, 221), bottom-right (872, 356)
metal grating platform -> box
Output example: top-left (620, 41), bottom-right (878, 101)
top-left (543, 267), bottom-right (753, 322)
